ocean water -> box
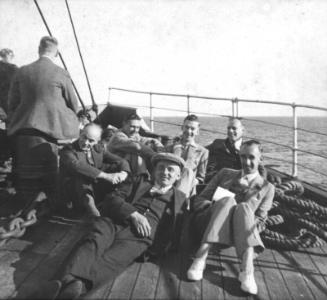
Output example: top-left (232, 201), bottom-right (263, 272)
top-left (144, 116), bottom-right (327, 191)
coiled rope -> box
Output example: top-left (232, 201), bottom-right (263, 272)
top-left (261, 176), bottom-right (327, 250)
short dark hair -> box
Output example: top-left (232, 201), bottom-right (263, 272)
top-left (0, 48), bottom-right (14, 59)
top-left (124, 113), bottom-right (142, 123)
top-left (38, 36), bottom-right (58, 55)
top-left (184, 114), bottom-right (199, 123)
top-left (242, 139), bottom-right (262, 152)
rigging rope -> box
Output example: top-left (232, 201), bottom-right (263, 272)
top-left (65, 0), bottom-right (98, 115)
top-left (33, 0), bottom-right (86, 111)
top-left (261, 178), bottom-right (327, 250)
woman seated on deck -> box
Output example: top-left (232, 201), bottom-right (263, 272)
top-left (187, 140), bottom-right (275, 295)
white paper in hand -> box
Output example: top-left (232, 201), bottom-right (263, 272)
top-left (212, 186), bottom-right (235, 202)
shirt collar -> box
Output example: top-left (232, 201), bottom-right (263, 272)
top-left (40, 54), bottom-right (55, 63)
top-left (151, 183), bottom-right (173, 195)
top-left (234, 138), bottom-right (242, 151)
top-left (241, 170), bottom-right (259, 184)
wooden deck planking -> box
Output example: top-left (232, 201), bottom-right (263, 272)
top-left (107, 263), bottom-right (142, 299)
top-left (155, 252), bottom-right (181, 299)
top-left (255, 248), bottom-right (291, 300)
top-left (131, 261), bottom-right (161, 299)
top-left (202, 248), bottom-right (225, 300)
top-left (290, 248), bottom-right (327, 299)
top-left (1, 215), bottom-right (327, 300)
top-left (219, 247), bottom-right (248, 300)
top-left (272, 249), bottom-right (315, 299)
top-left (0, 218), bottom-right (70, 299)
top-left (13, 219), bottom-right (87, 299)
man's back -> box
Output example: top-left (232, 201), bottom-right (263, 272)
top-left (7, 57), bottom-right (79, 140)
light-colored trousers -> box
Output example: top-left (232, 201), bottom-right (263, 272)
top-left (196, 197), bottom-right (264, 258)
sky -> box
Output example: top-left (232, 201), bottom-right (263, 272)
top-left (1, 0), bottom-right (327, 116)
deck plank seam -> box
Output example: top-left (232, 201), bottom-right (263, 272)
top-left (270, 250), bottom-right (295, 300)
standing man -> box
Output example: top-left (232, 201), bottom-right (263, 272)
top-left (7, 36), bottom-right (79, 210)
top-left (187, 140), bottom-right (275, 295)
top-left (38, 153), bottom-right (186, 299)
top-left (0, 48), bottom-right (18, 118)
top-left (166, 114), bottom-right (208, 198)
top-left (205, 118), bottom-right (244, 182)
top-left (60, 123), bottom-right (130, 216)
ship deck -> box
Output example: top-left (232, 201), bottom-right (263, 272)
top-left (0, 213), bottom-right (327, 300)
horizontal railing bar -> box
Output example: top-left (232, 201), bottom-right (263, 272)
top-left (240, 116), bottom-right (327, 137)
top-left (112, 101), bottom-right (327, 137)
top-left (109, 86), bottom-right (327, 112)
top-left (264, 155), bottom-right (327, 178)
top-left (150, 118), bottom-right (327, 159)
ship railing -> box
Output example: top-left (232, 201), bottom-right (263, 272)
top-left (107, 86), bottom-right (327, 183)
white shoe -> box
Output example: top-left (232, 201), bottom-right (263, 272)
top-left (240, 272), bottom-right (258, 295)
top-left (187, 258), bottom-right (206, 281)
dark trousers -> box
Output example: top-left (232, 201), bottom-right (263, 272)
top-left (12, 134), bottom-right (58, 209)
top-left (61, 175), bottom-right (115, 212)
top-left (62, 217), bottom-right (152, 288)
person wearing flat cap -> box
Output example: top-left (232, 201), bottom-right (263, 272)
top-left (36, 153), bottom-right (187, 299)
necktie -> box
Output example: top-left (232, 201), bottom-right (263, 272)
top-left (85, 150), bottom-right (95, 166)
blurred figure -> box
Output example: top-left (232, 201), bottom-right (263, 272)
top-left (205, 118), bottom-right (244, 182)
top-left (0, 48), bottom-right (18, 119)
top-left (7, 36), bottom-right (79, 210)
top-left (100, 125), bottom-right (117, 151)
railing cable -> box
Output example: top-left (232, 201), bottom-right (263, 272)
top-left (64, 0), bottom-right (98, 115)
top-left (33, 0), bottom-right (86, 111)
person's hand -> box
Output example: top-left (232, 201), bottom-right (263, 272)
top-left (116, 171), bottom-right (128, 182)
top-left (129, 211), bottom-right (152, 238)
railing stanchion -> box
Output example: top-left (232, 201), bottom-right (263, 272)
top-left (292, 103), bottom-right (298, 177)
top-left (235, 98), bottom-right (239, 117)
top-left (232, 99), bottom-right (235, 117)
top-left (150, 93), bottom-right (154, 132)
top-left (187, 95), bottom-right (190, 115)
top-left (108, 87), bottom-right (111, 105)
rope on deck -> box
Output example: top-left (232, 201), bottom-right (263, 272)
top-left (261, 177), bottom-right (327, 250)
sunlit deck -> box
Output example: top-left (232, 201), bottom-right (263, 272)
top-left (0, 213), bottom-right (326, 300)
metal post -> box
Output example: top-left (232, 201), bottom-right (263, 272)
top-left (150, 93), bottom-right (154, 132)
top-left (292, 103), bottom-right (298, 177)
top-left (108, 87), bottom-right (111, 105)
top-left (187, 95), bottom-right (190, 115)
top-left (232, 99), bottom-right (235, 117)
top-left (235, 98), bottom-right (239, 117)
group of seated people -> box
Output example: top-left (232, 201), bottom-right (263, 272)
top-left (34, 112), bottom-right (275, 299)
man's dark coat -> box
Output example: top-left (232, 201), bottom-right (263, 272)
top-left (7, 57), bottom-right (79, 140)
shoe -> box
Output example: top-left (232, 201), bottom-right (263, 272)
top-left (32, 280), bottom-right (62, 300)
top-left (57, 279), bottom-right (84, 299)
top-left (240, 272), bottom-right (258, 295)
top-left (187, 258), bottom-right (206, 281)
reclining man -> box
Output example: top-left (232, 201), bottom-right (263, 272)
top-left (205, 118), bottom-right (244, 182)
top-left (60, 123), bottom-right (130, 216)
top-left (39, 152), bottom-right (186, 299)
top-left (187, 140), bottom-right (275, 295)
top-left (166, 114), bottom-right (208, 198)
top-left (108, 113), bottom-right (164, 190)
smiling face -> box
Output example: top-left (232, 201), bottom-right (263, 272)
top-left (122, 119), bottom-right (141, 138)
top-left (181, 120), bottom-right (200, 142)
top-left (78, 125), bottom-right (102, 152)
top-left (227, 119), bottom-right (244, 143)
top-left (154, 160), bottom-right (181, 187)
top-left (240, 143), bottom-right (262, 175)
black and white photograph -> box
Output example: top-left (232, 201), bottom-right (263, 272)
top-left (0, 0), bottom-right (326, 299)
